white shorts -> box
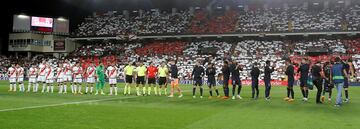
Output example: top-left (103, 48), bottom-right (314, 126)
top-left (87, 77), bottom-right (95, 83)
top-left (17, 77), bottom-right (24, 82)
top-left (37, 76), bottom-right (46, 82)
top-left (29, 77), bottom-right (37, 83)
top-left (74, 78), bottom-right (82, 83)
top-left (109, 78), bottom-right (117, 84)
top-left (63, 75), bottom-right (72, 82)
top-left (46, 79), bottom-right (54, 84)
top-left (57, 78), bottom-right (64, 83)
top-left (9, 77), bottom-right (16, 83)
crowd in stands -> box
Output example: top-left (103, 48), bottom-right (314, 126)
top-left (232, 40), bottom-right (286, 80)
top-left (293, 39), bottom-right (347, 55)
top-left (4, 38), bottom-right (359, 82)
top-left (343, 38), bottom-right (360, 54)
top-left (189, 9), bottom-right (237, 34)
top-left (76, 10), bottom-right (191, 36)
top-left (135, 41), bottom-right (186, 56)
top-left (74, 5), bottom-right (360, 37)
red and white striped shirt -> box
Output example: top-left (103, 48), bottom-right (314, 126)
top-left (87, 66), bottom-right (96, 78)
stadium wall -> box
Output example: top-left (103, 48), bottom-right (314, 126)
top-left (8, 33), bottom-right (75, 57)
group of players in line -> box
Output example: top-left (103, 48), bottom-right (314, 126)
top-left (7, 57), bottom-right (356, 106)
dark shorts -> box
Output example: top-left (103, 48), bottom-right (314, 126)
top-left (344, 77), bottom-right (349, 88)
top-left (232, 77), bottom-right (241, 86)
top-left (287, 78), bottom-right (294, 87)
top-left (207, 78), bottom-right (216, 86)
top-left (158, 77), bottom-right (167, 85)
top-left (223, 77), bottom-right (229, 85)
top-left (324, 79), bottom-right (333, 92)
top-left (300, 78), bottom-right (307, 87)
top-left (125, 75), bottom-right (133, 83)
top-left (252, 79), bottom-right (259, 88)
top-left (136, 76), bottom-right (145, 85)
top-left (194, 78), bottom-right (203, 86)
top-left (148, 78), bottom-right (156, 84)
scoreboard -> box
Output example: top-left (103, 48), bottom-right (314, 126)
top-left (12, 14), bottom-right (69, 34)
top-left (31, 16), bottom-right (53, 32)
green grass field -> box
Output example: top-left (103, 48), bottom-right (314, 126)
top-left (0, 81), bottom-right (359, 129)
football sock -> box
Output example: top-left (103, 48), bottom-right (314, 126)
top-left (124, 85), bottom-right (127, 94)
top-left (148, 87), bottom-right (151, 95)
top-left (128, 86), bottom-right (131, 94)
top-left (59, 85), bottom-right (63, 93)
top-left (345, 90), bottom-right (349, 99)
top-left (301, 89), bottom-right (305, 98)
top-left (114, 87), bottom-right (118, 95)
top-left (71, 85), bottom-right (74, 93)
top-left (237, 86), bottom-right (242, 95)
top-left (50, 86), bottom-right (54, 93)
top-left (78, 86), bottom-right (81, 93)
top-left (74, 85), bottom-right (77, 93)
top-left (287, 88), bottom-right (290, 97)
top-left (154, 87), bottom-right (158, 95)
top-left (136, 87), bottom-right (140, 95)
top-left (142, 87), bottom-right (146, 95)
top-left (42, 84), bottom-right (46, 92)
top-left (110, 87), bottom-right (113, 94)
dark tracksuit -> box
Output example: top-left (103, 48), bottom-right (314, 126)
top-left (343, 62), bottom-right (350, 89)
top-left (206, 67), bottom-right (219, 96)
top-left (192, 65), bottom-right (205, 96)
top-left (343, 62), bottom-right (352, 99)
top-left (222, 65), bottom-right (230, 97)
top-left (206, 67), bottom-right (216, 86)
top-left (285, 64), bottom-right (295, 99)
top-left (230, 64), bottom-right (242, 96)
top-left (250, 66), bottom-right (260, 98)
top-left (264, 65), bottom-right (274, 98)
top-left (322, 64), bottom-right (333, 97)
top-left (298, 63), bottom-right (310, 98)
top-left (311, 64), bottom-right (323, 103)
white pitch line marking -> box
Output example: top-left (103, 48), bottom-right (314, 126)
top-left (0, 90), bottom-right (193, 112)
top-left (0, 96), bottom-right (137, 112)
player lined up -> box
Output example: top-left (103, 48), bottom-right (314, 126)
top-left (7, 57), bottom-right (357, 106)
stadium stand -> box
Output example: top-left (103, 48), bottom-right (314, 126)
top-left (2, 38), bottom-right (360, 82)
top-left (74, 4), bottom-right (360, 37)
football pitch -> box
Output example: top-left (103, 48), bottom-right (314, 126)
top-left (0, 81), bottom-right (359, 129)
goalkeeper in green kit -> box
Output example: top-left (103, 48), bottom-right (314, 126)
top-left (95, 63), bottom-right (105, 95)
